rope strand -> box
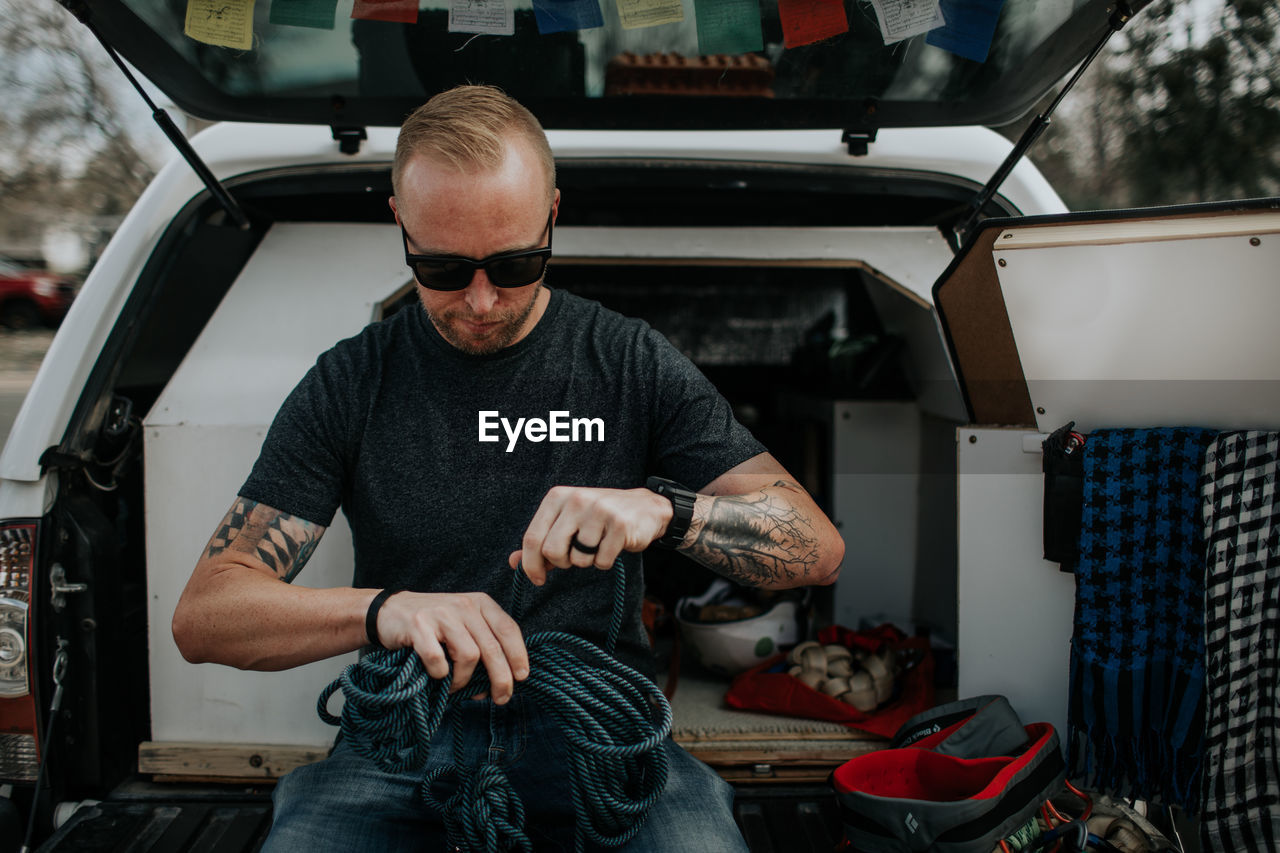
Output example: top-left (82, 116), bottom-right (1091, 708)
top-left (317, 562), bottom-right (672, 852)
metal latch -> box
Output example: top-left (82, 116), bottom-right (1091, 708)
top-left (50, 564), bottom-right (87, 613)
top-left (840, 128), bottom-right (878, 157)
top-left (332, 126), bottom-right (368, 156)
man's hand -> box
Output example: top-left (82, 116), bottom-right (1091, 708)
top-left (507, 486), bottom-right (674, 585)
top-left (372, 590), bottom-right (530, 704)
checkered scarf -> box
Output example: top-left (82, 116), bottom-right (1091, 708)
top-left (1199, 431), bottom-right (1280, 852)
top-left (1067, 427), bottom-right (1217, 812)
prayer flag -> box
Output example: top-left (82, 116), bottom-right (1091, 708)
top-left (269, 0), bottom-right (338, 29)
top-left (532, 0), bottom-right (604, 33)
top-left (449, 0), bottom-right (515, 34)
top-left (926, 0), bottom-right (1006, 63)
top-left (351, 0), bottom-right (419, 24)
top-left (866, 0), bottom-right (945, 45)
top-left (694, 0), bottom-right (763, 55)
top-left (776, 0), bottom-right (846, 48)
top-left (184, 0), bottom-right (256, 49)
top-left (617, 0), bottom-right (684, 29)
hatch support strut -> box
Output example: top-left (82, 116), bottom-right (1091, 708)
top-left (58, 0), bottom-right (252, 231)
top-left (949, 2), bottom-right (1134, 252)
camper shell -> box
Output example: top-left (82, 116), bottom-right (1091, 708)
top-left (4, 0), bottom-right (1279, 847)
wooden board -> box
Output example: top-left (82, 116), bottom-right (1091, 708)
top-left (681, 744), bottom-right (879, 765)
top-left (138, 741), bottom-right (328, 780)
top-left (713, 766), bottom-right (844, 784)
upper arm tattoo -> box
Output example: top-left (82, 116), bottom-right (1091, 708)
top-left (205, 497), bottom-right (325, 582)
top-left (683, 480), bottom-right (821, 586)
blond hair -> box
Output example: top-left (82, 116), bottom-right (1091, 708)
top-left (392, 85), bottom-right (555, 204)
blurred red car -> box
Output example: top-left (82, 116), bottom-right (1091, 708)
top-left (0, 258), bottom-right (77, 329)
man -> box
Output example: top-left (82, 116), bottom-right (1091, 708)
top-left (171, 85), bottom-right (843, 851)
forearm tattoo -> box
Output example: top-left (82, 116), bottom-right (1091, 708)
top-left (204, 497), bottom-right (324, 582)
top-left (683, 480), bottom-right (821, 586)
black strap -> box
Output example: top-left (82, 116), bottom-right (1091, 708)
top-left (365, 588), bottom-right (399, 649)
top-left (1042, 421), bottom-right (1085, 571)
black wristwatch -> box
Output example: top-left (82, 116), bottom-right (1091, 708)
top-left (646, 476), bottom-right (697, 549)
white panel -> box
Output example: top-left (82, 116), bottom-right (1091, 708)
top-left (145, 425), bottom-right (356, 746)
top-left (994, 215), bottom-right (1280, 432)
top-left (957, 427), bottom-right (1074, 736)
top-left (829, 401), bottom-right (921, 629)
top-left (145, 222), bottom-right (412, 745)
top-left (147, 222), bottom-right (411, 427)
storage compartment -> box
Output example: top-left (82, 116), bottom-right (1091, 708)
top-left (137, 219), bottom-right (968, 779)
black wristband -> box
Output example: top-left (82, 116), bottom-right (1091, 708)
top-left (365, 588), bottom-right (398, 649)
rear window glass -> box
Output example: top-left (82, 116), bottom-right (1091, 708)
top-left (110, 0), bottom-right (1109, 128)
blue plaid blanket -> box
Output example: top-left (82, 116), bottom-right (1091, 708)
top-left (1067, 427), bottom-right (1216, 812)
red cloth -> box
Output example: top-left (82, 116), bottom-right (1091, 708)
top-left (723, 627), bottom-right (934, 739)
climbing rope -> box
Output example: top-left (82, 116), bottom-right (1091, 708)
top-left (317, 561), bottom-right (673, 852)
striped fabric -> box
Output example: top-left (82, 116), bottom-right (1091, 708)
top-left (1199, 431), bottom-right (1280, 852)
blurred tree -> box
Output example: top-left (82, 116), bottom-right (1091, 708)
top-left (1110, 0), bottom-right (1279, 204)
top-left (1020, 0), bottom-right (1280, 209)
top-left (0, 0), bottom-right (158, 267)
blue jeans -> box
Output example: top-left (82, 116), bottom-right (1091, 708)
top-left (264, 697), bottom-right (747, 852)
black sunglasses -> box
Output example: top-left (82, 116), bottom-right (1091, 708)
top-left (402, 211), bottom-right (553, 291)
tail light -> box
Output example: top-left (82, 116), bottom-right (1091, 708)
top-left (0, 523), bottom-right (38, 782)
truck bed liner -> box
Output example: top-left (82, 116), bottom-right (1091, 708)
top-left (39, 784), bottom-right (842, 852)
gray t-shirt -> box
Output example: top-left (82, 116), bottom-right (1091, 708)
top-left (240, 287), bottom-right (765, 674)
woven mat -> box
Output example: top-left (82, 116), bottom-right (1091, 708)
top-left (664, 669), bottom-right (876, 743)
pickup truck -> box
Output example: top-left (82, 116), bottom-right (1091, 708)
top-left (3, 0), bottom-right (1276, 849)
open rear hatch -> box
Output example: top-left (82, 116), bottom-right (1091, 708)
top-left (69, 0), bottom-right (1140, 134)
top-left (935, 199), bottom-right (1280, 432)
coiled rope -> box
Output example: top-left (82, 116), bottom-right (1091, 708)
top-left (317, 562), bottom-right (673, 852)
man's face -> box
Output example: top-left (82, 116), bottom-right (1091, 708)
top-left (392, 141), bottom-right (558, 356)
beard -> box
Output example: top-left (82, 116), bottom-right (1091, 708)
top-left (421, 282), bottom-right (543, 356)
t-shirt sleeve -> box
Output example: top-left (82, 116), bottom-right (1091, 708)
top-left (644, 327), bottom-right (767, 492)
top-left (238, 344), bottom-right (362, 527)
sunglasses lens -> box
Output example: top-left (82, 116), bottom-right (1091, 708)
top-left (486, 255), bottom-right (547, 287)
top-left (412, 260), bottom-right (473, 291)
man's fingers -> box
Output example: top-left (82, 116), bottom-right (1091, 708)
top-left (541, 508), bottom-right (583, 570)
top-left (520, 498), bottom-right (562, 585)
top-left (393, 593), bottom-right (528, 705)
top-left (593, 525), bottom-right (627, 570)
top-left (477, 596), bottom-right (529, 699)
top-left (437, 622), bottom-right (482, 693)
top-left (469, 629), bottom-right (515, 704)
top-left (565, 519), bottom-right (605, 569)
top-left (414, 634), bottom-right (453, 682)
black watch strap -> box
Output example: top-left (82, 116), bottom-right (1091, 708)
top-left (646, 476), bottom-right (697, 549)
